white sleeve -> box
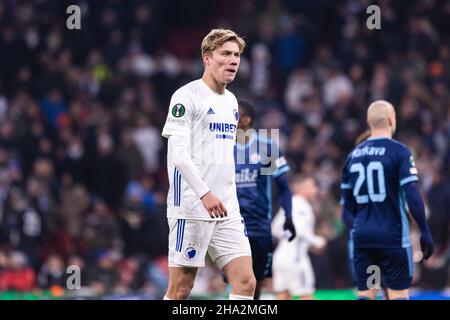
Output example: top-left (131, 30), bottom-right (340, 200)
top-left (168, 135), bottom-right (210, 199)
top-left (301, 228), bottom-right (325, 248)
top-left (162, 89), bottom-right (194, 138)
top-left (294, 203), bottom-right (323, 247)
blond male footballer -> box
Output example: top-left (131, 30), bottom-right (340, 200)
top-left (161, 29), bottom-right (256, 300)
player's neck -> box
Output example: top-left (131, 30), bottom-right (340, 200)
top-left (297, 193), bottom-right (310, 202)
top-left (202, 73), bottom-right (226, 94)
top-left (370, 129), bottom-right (392, 139)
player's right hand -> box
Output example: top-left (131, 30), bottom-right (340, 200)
top-left (420, 232), bottom-right (434, 260)
top-left (201, 191), bottom-right (228, 218)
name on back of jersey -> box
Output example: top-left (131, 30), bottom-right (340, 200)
top-left (352, 146), bottom-right (386, 158)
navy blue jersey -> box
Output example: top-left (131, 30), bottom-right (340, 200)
top-left (234, 134), bottom-right (289, 237)
top-left (341, 137), bottom-right (419, 249)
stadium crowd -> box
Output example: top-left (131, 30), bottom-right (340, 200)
top-left (0, 0), bottom-right (449, 298)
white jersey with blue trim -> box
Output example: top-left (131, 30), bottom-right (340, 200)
top-left (162, 79), bottom-right (240, 220)
top-left (272, 195), bottom-right (324, 265)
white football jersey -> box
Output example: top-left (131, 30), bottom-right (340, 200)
top-left (162, 79), bottom-right (240, 220)
top-left (272, 195), bottom-right (324, 266)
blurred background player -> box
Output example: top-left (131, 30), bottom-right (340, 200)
top-left (354, 129), bottom-right (372, 146)
top-left (233, 99), bottom-right (296, 300)
top-left (161, 29), bottom-right (256, 300)
top-left (340, 100), bottom-right (434, 300)
top-left (272, 175), bottom-right (327, 300)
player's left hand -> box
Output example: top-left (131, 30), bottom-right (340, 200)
top-left (420, 232), bottom-right (434, 260)
top-left (283, 216), bottom-right (296, 241)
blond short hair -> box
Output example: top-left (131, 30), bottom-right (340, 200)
top-left (201, 28), bottom-right (246, 55)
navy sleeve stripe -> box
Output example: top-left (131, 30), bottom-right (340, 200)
top-left (400, 175), bottom-right (418, 186)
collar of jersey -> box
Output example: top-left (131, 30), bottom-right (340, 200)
top-left (367, 136), bottom-right (390, 141)
top-left (236, 133), bottom-right (257, 149)
top-left (200, 78), bottom-right (226, 96)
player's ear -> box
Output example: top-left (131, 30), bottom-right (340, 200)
top-left (388, 115), bottom-right (393, 127)
top-left (202, 52), bottom-right (211, 66)
top-left (390, 114), bottom-right (397, 135)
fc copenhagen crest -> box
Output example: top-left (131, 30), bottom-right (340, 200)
top-left (184, 246), bottom-right (197, 259)
top-left (172, 103), bottom-right (185, 118)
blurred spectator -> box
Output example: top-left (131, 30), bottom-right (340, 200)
top-left (80, 198), bottom-right (120, 258)
top-left (132, 117), bottom-right (161, 175)
top-left (117, 256), bottom-right (146, 293)
top-left (0, 187), bottom-right (46, 267)
top-left (86, 249), bottom-right (121, 296)
top-left (117, 129), bottom-right (145, 181)
top-left (0, 250), bottom-right (36, 291)
top-left (426, 163), bottom-right (450, 255)
top-left (58, 172), bottom-right (90, 240)
top-left (40, 89), bottom-right (67, 132)
top-left (87, 132), bottom-right (126, 209)
top-left (37, 253), bottom-right (65, 289)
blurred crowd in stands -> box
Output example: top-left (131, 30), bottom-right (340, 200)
top-left (0, 0), bottom-right (449, 298)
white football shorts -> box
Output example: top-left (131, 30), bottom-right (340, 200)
top-left (168, 216), bottom-right (251, 270)
top-left (272, 258), bottom-right (315, 296)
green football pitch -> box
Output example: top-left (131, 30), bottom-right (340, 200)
top-left (0, 289), bottom-right (449, 300)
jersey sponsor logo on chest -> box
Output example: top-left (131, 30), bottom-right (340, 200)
top-left (209, 122), bottom-right (237, 133)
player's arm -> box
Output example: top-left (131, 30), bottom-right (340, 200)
top-left (299, 226), bottom-right (326, 249)
top-left (402, 182), bottom-right (434, 259)
top-left (274, 173), bottom-right (296, 241)
top-left (168, 136), bottom-right (206, 197)
top-left (295, 206), bottom-right (326, 249)
top-left (162, 91), bottom-right (226, 218)
top-left (340, 190), bottom-right (355, 230)
top-left (399, 150), bottom-right (433, 259)
top-left (271, 142), bottom-right (296, 241)
top-left (340, 156), bottom-right (355, 230)
top-left (341, 198), bottom-right (355, 230)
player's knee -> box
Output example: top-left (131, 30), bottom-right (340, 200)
top-left (238, 273), bottom-right (256, 294)
top-left (249, 274), bottom-right (257, 291)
